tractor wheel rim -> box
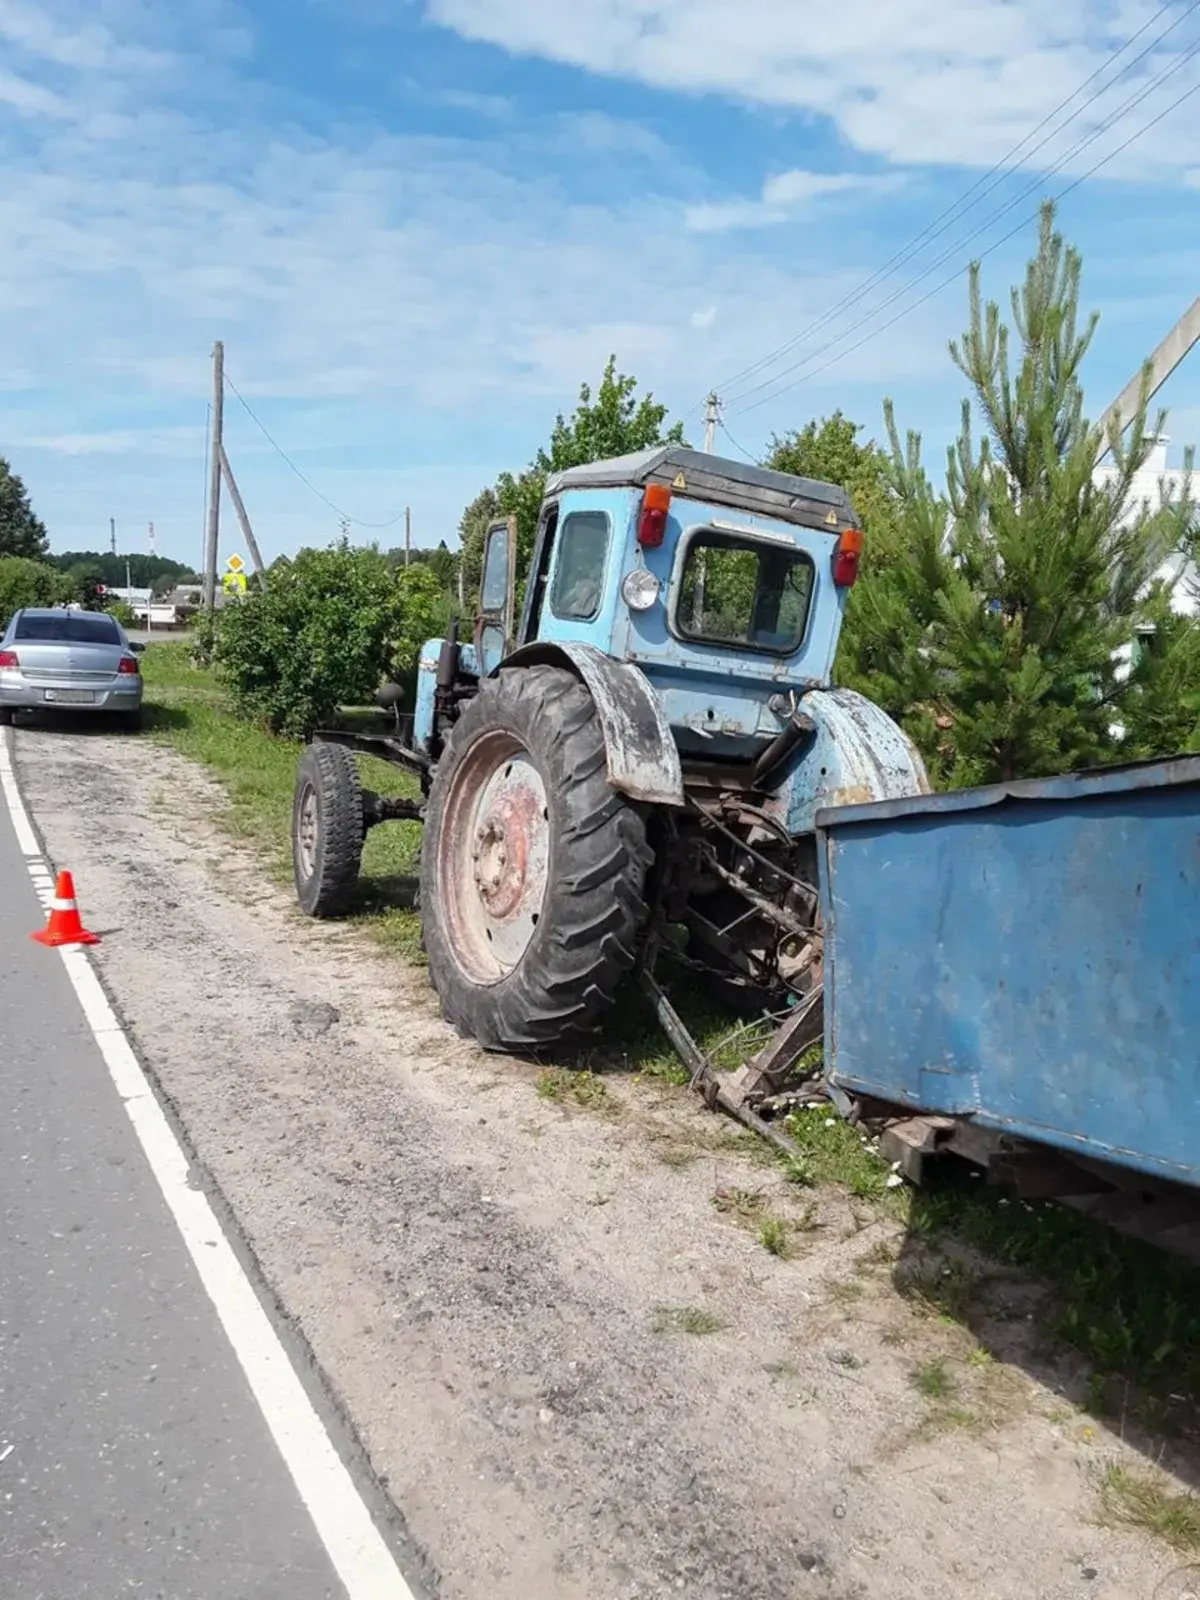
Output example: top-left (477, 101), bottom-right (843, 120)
top-left (440, 730), bottom-right (550, 983)
top-left (297, 783), bottom-right (318, 878)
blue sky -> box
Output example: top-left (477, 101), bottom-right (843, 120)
top-left (1, 0), bottom-right (1199, 568)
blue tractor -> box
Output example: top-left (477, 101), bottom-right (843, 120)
top-left (292, 447), bottom-right (928, 1105)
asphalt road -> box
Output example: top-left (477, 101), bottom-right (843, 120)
top-left (0, 738), bottom-right (350, 1598)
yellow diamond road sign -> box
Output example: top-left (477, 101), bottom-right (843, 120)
top-left (225, 552), bottom-right (246, 574)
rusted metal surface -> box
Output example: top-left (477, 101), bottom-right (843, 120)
top-left (640, 969), bottom-right (710, 1084)
top-left (360, 790), bottom-right (424, 830)
top-left (718, 981), bottom-right (824, 1113)
top-left (310, 727), bottom-right (430, 776)
top-left (503, 641), bottom-right (685, 807)
top-left (772, 687), bottom-right (930, 837)
top-left (436, 729), bottom-right (549, 982)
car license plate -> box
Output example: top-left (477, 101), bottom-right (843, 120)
top-left (43, 689), bottom-right (95, 704)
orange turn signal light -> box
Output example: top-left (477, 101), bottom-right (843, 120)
top-left (638, 483), bottom-right (672, 548)
top-left (833, 527), bottom-right (864, 587)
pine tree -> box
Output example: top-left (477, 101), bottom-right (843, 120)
top-left (888, 202), bottom-right (1175, 785)
top-left (0, 457), bottom-right (49, 559)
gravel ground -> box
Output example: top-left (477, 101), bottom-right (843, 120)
top-left (12, 722), bottom-right (1177, 1600)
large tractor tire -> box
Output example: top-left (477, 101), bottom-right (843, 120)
top-left (293, 742), bottom-right (364, 917)
top-left (421, 664), bottom-right (650, 1052)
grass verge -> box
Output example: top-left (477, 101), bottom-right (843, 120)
top-left (1100, 1465), bottom-right (1200, 1554)
top-left (142, 642), bottom-right (425, 958)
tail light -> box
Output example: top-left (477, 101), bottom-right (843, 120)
top-left (0, 649), bottom-right (17, 669)
top-left (637, 483), bottom-right (672, 548)
top-left (118, 655), bottom-right (140, 675)
top-left (832, 528), bottom-right (864, 587)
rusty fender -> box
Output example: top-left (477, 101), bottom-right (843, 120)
top-left (500, 642), bottom-right (685, 807)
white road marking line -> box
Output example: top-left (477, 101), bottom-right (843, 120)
top-left (0, 732), bottom-right (417, 1600)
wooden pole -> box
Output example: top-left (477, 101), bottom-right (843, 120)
top-left (1096, 297), bottom-right (1200, 463)
top-left (218, 443), bottom-right (268, 592)
top-left (405, 505), bottom-right (411, 566)
top-left (203, 341), bottom-right (224, 614)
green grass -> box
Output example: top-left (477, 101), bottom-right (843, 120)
top-left (141, 642), bottom-right (425, 956)
top-left (1100, 1465), bottom-right (1200, 1554)
top-left (758, 1216), bottom-right (792, 1258)
top-left (782, 1106), bottom-right (897, 1203)
top-left (535, 1068), bottom-right (615, 1113)
top-left (911, 1357), bottom-right (955, 1400)
top-left (651, 1305), bottom-right (728, 1336)
top-left (907, 1182), bottom-right (1200, 1412)
top-left (896, 1256), bottom-right (980, 1325)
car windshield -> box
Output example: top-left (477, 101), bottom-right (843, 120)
top-left (14, 612), bottom-right (121, 646)
top-left (676, 531), bottom-right (814, 655)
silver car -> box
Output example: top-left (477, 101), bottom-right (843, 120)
top-left (0, 608), bottom-right (145, 730)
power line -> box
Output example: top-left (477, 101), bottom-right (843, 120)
top-left (711, 0), bottom-right (1198, 410)
top-left (734, 78), bottom-right (1200, 418)
top-left (718, 417), bottom-right (758, 463)
top-left (222, 371), bottom-right (410, 531)
top-left (728, 35), bottom-right (1200, 413)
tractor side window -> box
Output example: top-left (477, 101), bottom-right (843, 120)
top-left (480, 526), bottom-right (511, 611)
top-left (550, 511), bottom-right (610, 622)
top-left (676, 531), bottom-right (814, 656)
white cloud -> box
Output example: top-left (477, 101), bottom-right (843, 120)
top-left (691, 306), bottom-right (717, 330)
top-left (0, 0), bottom-right (158, 70)
top-left (424, 0), bottom-right (1200, 177)
top-left (0, 67), bottom-right (73, 118)
top-left (24, 427), bottom-right (203, 457)
top-left (687, 168), bottom-right (898, 232)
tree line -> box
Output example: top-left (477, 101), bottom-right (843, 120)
top-left (6, 201), bottom-right (1199, 773)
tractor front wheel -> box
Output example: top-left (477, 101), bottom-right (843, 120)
top-left (421, 665), bottom-right (650, 1052)
top-left (293, 742), bottom-right (364, 917)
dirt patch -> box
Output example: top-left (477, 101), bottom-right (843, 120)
top-left (14, 724), bottom-right (1175, 1599)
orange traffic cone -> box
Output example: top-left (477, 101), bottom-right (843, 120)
top-left (31, 871), bottom-right (100, 947)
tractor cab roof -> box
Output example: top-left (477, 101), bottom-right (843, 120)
top-left (543, 446), bottom-right (858, 536)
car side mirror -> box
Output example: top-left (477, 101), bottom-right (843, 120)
top-left (129, 641), bottom-right (146, 654)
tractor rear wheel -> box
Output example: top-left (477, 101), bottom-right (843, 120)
top-left (293, 742), bottom-right (364, 917)
top-left (421, 665), bottom-right (650, 1052)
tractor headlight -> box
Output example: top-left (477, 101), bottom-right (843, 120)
top-left (621, 568), bottom-right (660, 612)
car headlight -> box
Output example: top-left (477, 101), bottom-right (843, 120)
top-left (621, 568), bottom-right (660, 612)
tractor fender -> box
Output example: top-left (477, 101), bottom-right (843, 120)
top-left (500, 641), bottom-right (685, 808)
top-left (773, 687), bottom-right (931, 836)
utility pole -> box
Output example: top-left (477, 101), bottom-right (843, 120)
top-left (204, 341), bottom-right (224, 615)
top-left (218, 443), bottom-right (268, 592)
top-left (404, 506), bottom-right (411, 567)
top-left (109, 517), bottom-right (117, 557)
top-left (1096, 297), bottom-right (1200, 464)
top-left (703, 392), bottom-right (719, 453)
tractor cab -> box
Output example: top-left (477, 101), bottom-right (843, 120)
top-left (470, 447), bottom-right (863, 763)
top-left (294, 444), bottom-right (925, 1074)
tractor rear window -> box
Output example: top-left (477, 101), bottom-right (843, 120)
top-left (550, 511), bottom-right (610, 622)
top-left (676, 531), bottom-right (814, 655)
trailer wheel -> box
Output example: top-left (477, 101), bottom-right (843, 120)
top-left (421, 664), bottom-right (650, 1052)
top-left (293, 742), bottom-right (364, 917)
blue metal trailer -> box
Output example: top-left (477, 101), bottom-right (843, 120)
top-left (815, 756), bottom-right (1200, 1240)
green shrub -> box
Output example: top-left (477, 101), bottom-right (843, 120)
top-left (216, 544), bottom-right (444, 736)
top-left (104, 599), bottom-right (136, 629)
top-left (0, 556), bottom-right (70, 630)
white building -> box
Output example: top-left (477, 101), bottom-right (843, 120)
top-left (1093, 435), bottom-right (1197, 617)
